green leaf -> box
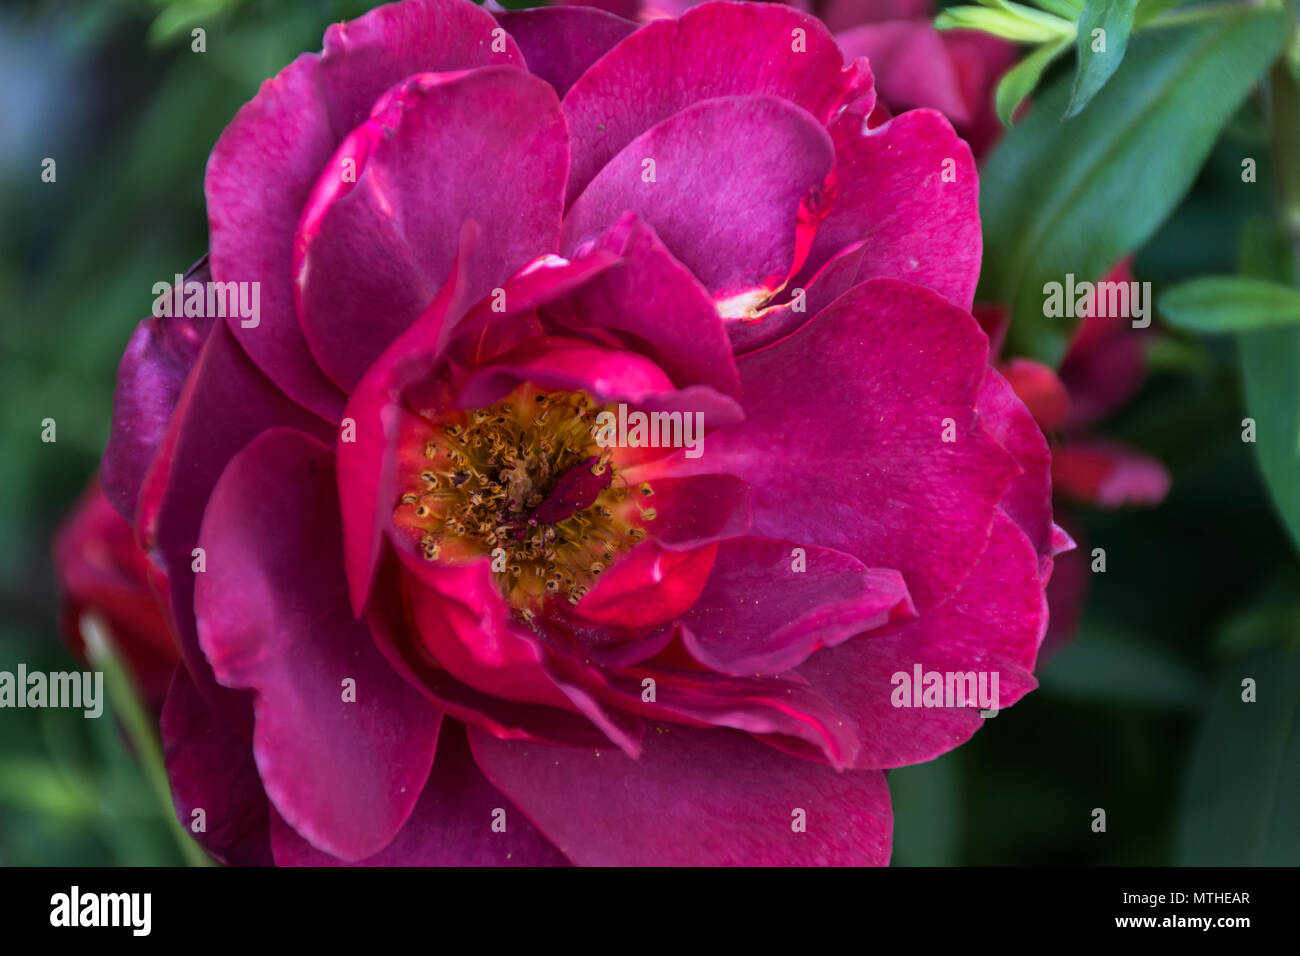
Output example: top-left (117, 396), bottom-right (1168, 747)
top-left (1038, 624), bottom-right (1204, 709)
top-left (1133, 0), bottom-right (1185, 27)
top-left (1033, 0), bottom-right (1085, 20)
top-left (890, 752), bottom-right (963, 866)
top-left (1161, 275), bottom-right (1300, 331)
top-left (996, 37), bottom-right (1074, 127)
top-left (1235, 218), bottom-right (1300, 554)
top-left (936, 6), bottom-right (1071, 43)
top-left (1177, 643), bottom-right (1300, 864)
top-left (1066, 0), bottom-right (1137, 117)
top-left (980, 7), bottom-right (1288, 364)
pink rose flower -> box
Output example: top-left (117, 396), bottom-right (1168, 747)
top-left (94, 0), bottom-right (1063, 865)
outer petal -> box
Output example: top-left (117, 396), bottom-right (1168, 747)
top-left (977, 367), bottom-right (1060, 567)
top-left (101, 257), bottom-right (215, 519)
top-left (561, 0), bottom-right (867, 204)
top-left (798, 512), bottom-right (1045, 769)
top-left (270, 722), bottom-right (568, 866)
top-left (296, 68), bottom-right (568, 392)
top-left (160, 666), bottom-right (272, 867)
top-left (1043, 513), bottom-right (1088, 653)
top-left (562, 95), bottom-right (834, 305)
top-left (655, 278), bottom-right (1017, 611)
top-left (680, 537), bottom-right (914, 676)
top-left (205, 54), bottom-right (344, 420)
top-left (469, 723), bottom-right (893, 865)
top-left (800, 108), bottom-right (980, 310)
top-left (137, 323), bottom-right (334, 704)
top-left (317, 0), bottom-right (524, 134)
top-left (195, 428), bottom-right (441, 861)
top-left (495, 6), bottom-right (637, 97)
top-left (205, 0), bottom-right (522, 419)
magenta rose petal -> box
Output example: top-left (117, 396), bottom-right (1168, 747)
top-left (206, 0), bottom-right (519, 419)
top-left (680, 537), bottom-right (914, 676)
top-left (548, 215), bottom-right (742, 398)
top-left (800, 108), bottom-right (980, 310)
top-left (296, 68), bottom-right (568, 392)
top-left (398, 556), bottom-right (577, 711)
top-left (819, 0), bottom-right (933, 31)
top-left (725, 239), bottom-right (871, 353)
top-left (365, 562), bottom-right (636, 749)
top-left (540, 655), bottom-right (861, 768)
top-left (495, 6), bottom-right (637, 97)
top-left (660, 278), bottom-right (1017, 611)
top-left (317, 0), bottom-right (524, 134)
top-left (161, 666), bottom-right (273, 867)
top-left (636, 475), bottom-right (752, 551)
top-left (100, 258), bottom-right (215, 520)
top-left (337, 231), bottom-right (475, 615)
top-left (798, 513), bottom-right (1045, 770)
top-left (977, 368), bottom-right (1062, 570)
top-left (570, 542), bottom-right (718, 632)
top-left (138, 323), bottom-right (334, 705)
top-left (561, 0), bottom-right (865, 205)
top-left (269, 722), bottom-right (568, 866)
top-left (469, 723), bottom-right (892, 865)
top-left (455, 339), bottom-right (744, 427)
top-left (562, 95), bottom-right (834, 305)
top-left (195, 428), bottom-right (442, 862)
top-left (204, 54), bottom-right (349, 422)
top-left (836, 22), bottom-right (968, 122)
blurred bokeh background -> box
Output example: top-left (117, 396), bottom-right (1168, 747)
top-left (1, 0), bottom-right (1297, 866)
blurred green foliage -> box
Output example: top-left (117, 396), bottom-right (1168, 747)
top-left (1, 0), bottom-right (1297, 866)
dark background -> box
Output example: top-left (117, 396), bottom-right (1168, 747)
top-left (1, 0), bottom-right (1296, 865)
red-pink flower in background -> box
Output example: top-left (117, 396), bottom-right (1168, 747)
top-left (976, 260), bottom-right (1171, 648)
top-left (54, 479), bottom-right (180, 711)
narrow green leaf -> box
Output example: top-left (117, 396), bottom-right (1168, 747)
top-left (936, 6), bottom-right (1070, 42)
top-left (1235, 218), bottom-right (1300, 553)
top-left (1133, 0), bottom-right (1185, 27)
top-left (1066, 0), bottom-right (1137, 117)
top-left (1161, 276), bottom-right (1300, 331)
top-left (1034, 0), bottom-right (1085, 18)
top-left (995, 37), bottom-right (1073, 128)
top-left (1177, 643), bottom-right (1300, 865)
top-left (980, 8), bottom-right (1288, 364)
top-left (82, 615), bottom-right (214, 866)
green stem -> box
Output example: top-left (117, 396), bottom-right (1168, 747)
top-left (81, 614), bottom-right (214, 867)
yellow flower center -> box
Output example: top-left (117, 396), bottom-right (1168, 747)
top-left (394, 385), bottom-right (655, 613)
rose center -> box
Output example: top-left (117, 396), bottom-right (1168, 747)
top-left (394, 385), bottom-right (655, 613)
